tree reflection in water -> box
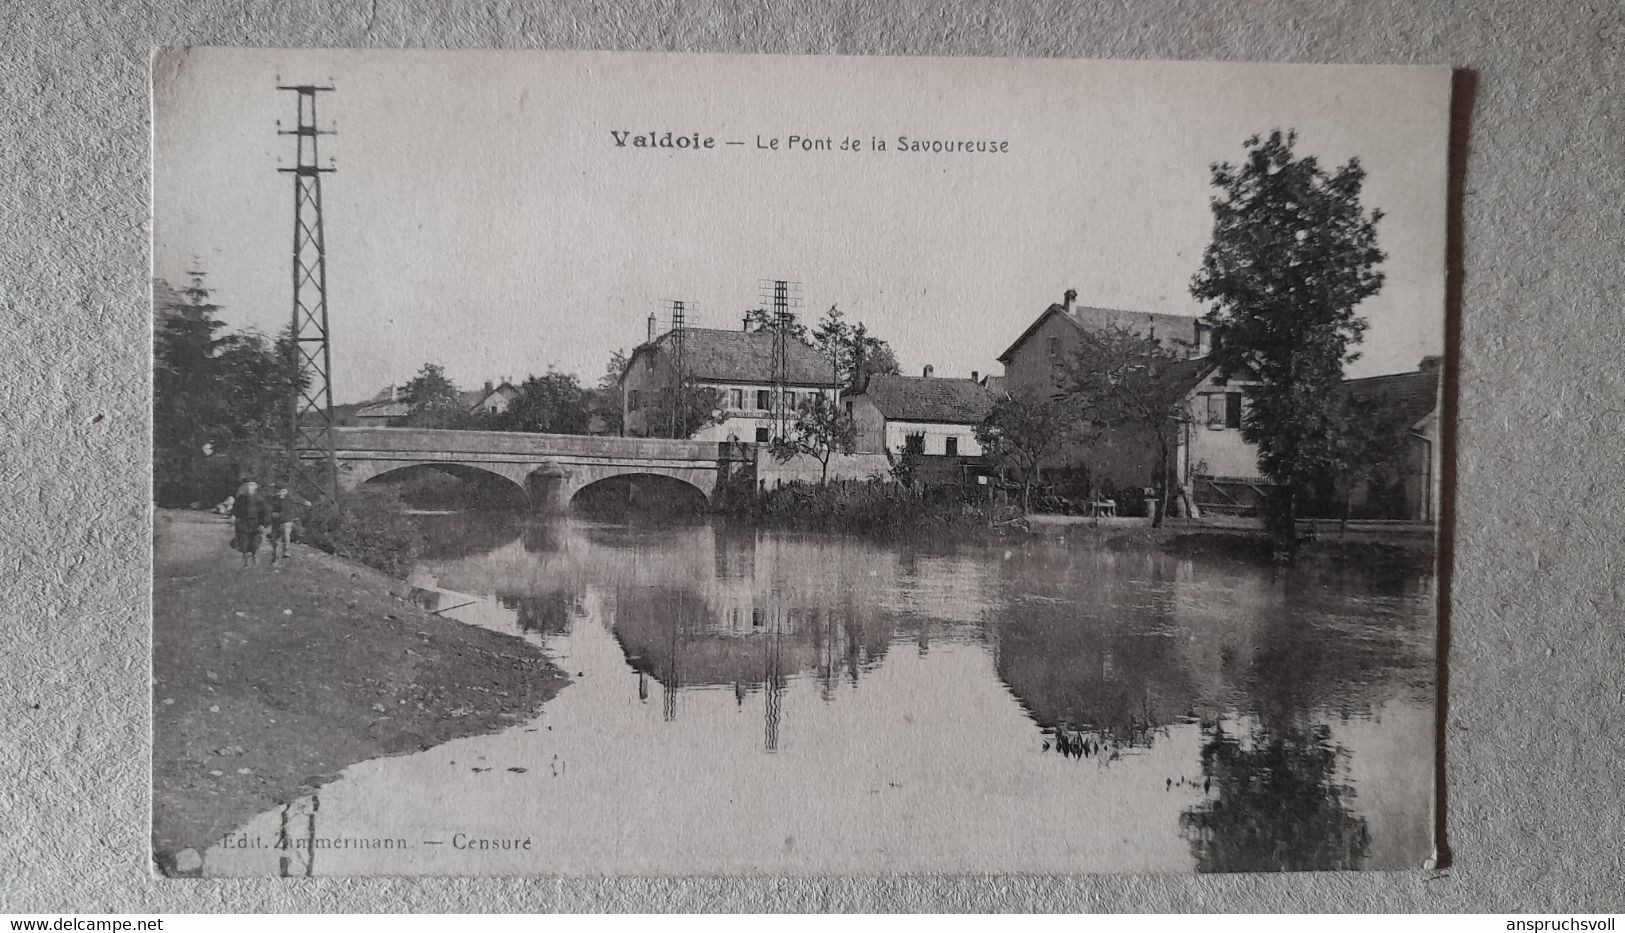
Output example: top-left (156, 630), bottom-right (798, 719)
top-left (501, 590), bottom-right (582, 637)
top-left (408, 510), bottom-right (525, 560)
top-left (1179, 721), bottom-right (1369, 872)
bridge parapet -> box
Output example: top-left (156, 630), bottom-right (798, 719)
top-left (332, 426), bottom-right (717, 461)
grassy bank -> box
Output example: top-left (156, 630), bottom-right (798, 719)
top-left (151, 509), bottom-right (569, 875)
top-left (725, 479), bottom-right (1435, 569)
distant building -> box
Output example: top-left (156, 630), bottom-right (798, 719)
top-left (619, 319), bottom-right (840, 443)
top-left (353, 385), bottom-right (412, 427)
top-left (845, 367), bottom-right (998, 458)
top-left (352, 378), bottom-right (520, 427)
top-left (461, 380), bottom-right (520, 415)
top-left (1339, 359), bottom-right (1443, 522)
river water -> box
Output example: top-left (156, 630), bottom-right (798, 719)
top-left (205, 512), bottom-right (1436, 876)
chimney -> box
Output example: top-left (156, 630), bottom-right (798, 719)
top-left (647, 312), bottom-right (657, 343)
top-left (483, 379), bottom-right (494, 394)
top-left (1194, 322), bottom-right (1213, 359)
top-left (1063, 288), bottom-right (1077, 314)
top-left (971, 370), bottom-right (979, 383)
top-left (922, 364), bottom-right (934, 378)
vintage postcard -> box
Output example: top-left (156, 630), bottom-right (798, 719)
top-left (151, 48), bottom-right (1448, 877)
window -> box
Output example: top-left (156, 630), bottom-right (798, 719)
top-left (1207, 392), bottom-right (1243, 429)
top-left (629, 388), bottom-right (641, 410)
top-left (756, 389), bottom-right (771, 410)
top-left (945, 436), bottom-right (959, 457)
top-left (729, 388), bottom-right (743, 410)
top-left (755, 427), bottom-right (770, 443)
top-left (904, 433), bottom-right (925, 455)
top-left (786, 390), bottom-right (798, 409)
top-left (1046, 336), bottom-right (1061, 357)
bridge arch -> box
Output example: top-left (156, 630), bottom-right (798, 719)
top-left (355, 461), bottom-right (530, 509)
top-left (566, 471), bottom-right (711, 517)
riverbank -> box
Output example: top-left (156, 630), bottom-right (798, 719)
top-left (728, 483), bottom-right (1434, 569)
top-left (152, 509), bottom-right (569, 876)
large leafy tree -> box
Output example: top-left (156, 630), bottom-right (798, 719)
top-left (1324, 388), bottom-right (1419, 527)
top-left (491, 370), bottom-right (591, 434)
top-left (974, 392), bottom-right (1078, 512)
top-left (1190, 130), bottom-right (1386, 556)
top-left (1062, 325), bottom-right (1197, 526)
top-left (768, 394), bottom-right (857, 484)
top-left (592, 348), bottom-right (629, 436)
top-left (643, 379), bottom-right (727, 439)
top-left (153, 274), bottom-right (303, 506)
top-left (742, 306), bottom-right (809, 344)
top-left (401, 363), bottom-right (468, 429)
top-left (811, 305), bottom-right (902, 392)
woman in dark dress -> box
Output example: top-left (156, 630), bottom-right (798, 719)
top-left (231, 481), bottom-right (271, 568)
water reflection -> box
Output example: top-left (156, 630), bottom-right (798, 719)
top-left (206, 512), bottom-right (1433, 875)
top-left (1180, 721), bottom-right (1370, 873)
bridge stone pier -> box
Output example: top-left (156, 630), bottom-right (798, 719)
top-left (329, 426), bottom-right (728, 512)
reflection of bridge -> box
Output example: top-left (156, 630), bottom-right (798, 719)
top-left (329, 426), bottom-right (726, 511)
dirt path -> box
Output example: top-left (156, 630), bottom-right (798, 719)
top-left (152, 509), bottom-right (568, 875)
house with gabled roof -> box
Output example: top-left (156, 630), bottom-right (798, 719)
top-left (619, 319), bottom-right (840, 443)
top-left (461, 379), bottom-right (520, 416)
top-left (844, 367), bottom-right (998, 458)
top-left (352, 378), bottom-right (520, 427)
top-left (1338, 359), bottom-right (1443, 522)
top-left (992, 288), bottom-right (1266, 512)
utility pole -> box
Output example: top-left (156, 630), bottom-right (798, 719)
top-left (668, 299), bottom-right (686, 438)
top-left (277, 81), bottom-right (339, 504)
top-left (759, 279), bottom-right (800, 441)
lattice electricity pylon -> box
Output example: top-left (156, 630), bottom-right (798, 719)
top-left (277, 82), bottom-right (339, 504)
top-left (667, 299), bottom-right (687, 438)
top-left (757, 279), bottom-right (801, 438)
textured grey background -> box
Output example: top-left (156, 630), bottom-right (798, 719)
top-left (2, 0), bottom-right (1622, 914)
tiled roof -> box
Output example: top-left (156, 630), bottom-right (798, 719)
top-left (635, 327), bottom-right (837, 386)
top-left (1342, 369), bottom-right (1439, 426)
top-left (997, 303), bottom-right (1200, 363)
top-left (1158, 357), bottom-right (1220, 397)
top-left (853, 375), bottom-right (998, 424)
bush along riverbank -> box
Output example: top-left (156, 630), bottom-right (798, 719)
top-left (151, 509), bottom-right (569, 876)
top-left (716, 478), bottom-right (1023, 539)
top-left (717, 478), bottom-right (1437, 570)
top-left (299, 485), bottom-right (425, 577)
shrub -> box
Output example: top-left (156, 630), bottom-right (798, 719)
top-left (300, 486), bottom-right (424, 578)
top-left (732, 478), bottom-right (1012, 537)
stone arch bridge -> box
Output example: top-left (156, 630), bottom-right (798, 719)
top-left (327, 427), bottom-right (731, 511)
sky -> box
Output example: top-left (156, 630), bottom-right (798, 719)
top-left (152, 49), bottom-right (1449, 404)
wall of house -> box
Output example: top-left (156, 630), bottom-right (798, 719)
top-left (1001, 312), bottom-right (1079, 398)
top-left (474, 387), bottom-right (518, 414)
top-left (1180, 372), bottom-right (1265, 481)
top-left (756, 452), bottom-right (892, 487)
top-left (699, 384), bottom-right (840, 444)
top-left (620, 349), bottom-right (673, 437)
top-left (883, 420), bottom-right (984, 457)
top-left (848, 395), bottom-right (888, 453)
top-left (623, 353), bottom-right (838, 442)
